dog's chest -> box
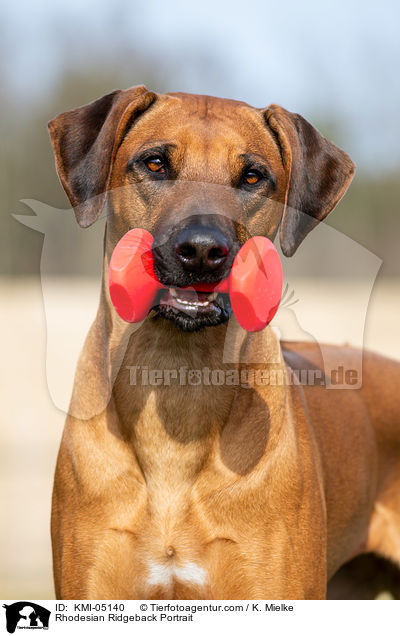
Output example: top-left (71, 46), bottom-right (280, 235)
top-left (100, 424), bottom-right (250, 597)
top-left (81, 385), bottom-right (284, 599)
top-left (115, 452), bottom-right (269, 599)
top-left (137, 529), bottom-right (212, 599)
top-left (130, 497), bottom-right (246, 599)
top-left (130, 399), bottom-right (217, 596)
top-left (106, 378), bottom-right (271, 598)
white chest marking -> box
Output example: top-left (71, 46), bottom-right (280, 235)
top-left (147, 559), bottom-right (207, 587)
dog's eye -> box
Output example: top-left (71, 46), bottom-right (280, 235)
top-left (243, 169), bottom-right (263, 185)
top-left (144, 156), bottom-right (165, 173)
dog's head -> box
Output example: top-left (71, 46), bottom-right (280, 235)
top-left (49, 86), bottom-right (355, 331)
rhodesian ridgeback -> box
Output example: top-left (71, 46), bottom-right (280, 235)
top-left (48, 86), bottom-right (400, 599)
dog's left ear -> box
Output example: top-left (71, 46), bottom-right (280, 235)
top-left (263, 104), bottom-right (355, 256)
top-left (48, 85), bottom-right (157, 227)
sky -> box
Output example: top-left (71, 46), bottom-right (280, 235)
top-left (1, 0), bottom-right (400, 172)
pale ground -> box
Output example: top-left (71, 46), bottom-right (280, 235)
top-left (1, 276), bottom-right (400, 599)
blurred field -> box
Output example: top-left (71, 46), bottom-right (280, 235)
top-left (1, 276), bottom-right (400, 599)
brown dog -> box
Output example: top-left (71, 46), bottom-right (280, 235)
top-left (48, 86), bottom-right (400, 599)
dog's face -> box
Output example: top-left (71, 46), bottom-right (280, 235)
top-left (49, 86), bottom-right (355, 331)
top-left (108, 93), bottom-right (287, 330)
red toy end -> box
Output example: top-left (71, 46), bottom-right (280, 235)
top-left (229, 236), bottom-right (282, 331)
top-left (109, 228), bottom-right (156, 322)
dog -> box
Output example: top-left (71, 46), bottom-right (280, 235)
top-left (48, 85), bottom-right (400, 599)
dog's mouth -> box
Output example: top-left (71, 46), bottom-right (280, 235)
top-left (153, 288), bottom-right (231, 331)
top-left (161, 288), bottom-right (218, 310)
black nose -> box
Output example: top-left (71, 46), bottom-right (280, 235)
top-left (175, 226), bottom-right (230, 275)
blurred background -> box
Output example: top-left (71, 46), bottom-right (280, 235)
top-left (1, 0), bottom-right (399, 600)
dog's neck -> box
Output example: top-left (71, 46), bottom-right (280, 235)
top-left (111, 317), bottom-right (240, 438)
top-left (106, 303), bottom-right (288, 484)
top-left (70, 278), bottom-right (289, 486)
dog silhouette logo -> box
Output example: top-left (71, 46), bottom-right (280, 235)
top-left (2, 602), bottom-right (50, 633)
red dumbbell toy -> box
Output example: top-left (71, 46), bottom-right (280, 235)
top-left (109, 228), bottom-right (282, 332)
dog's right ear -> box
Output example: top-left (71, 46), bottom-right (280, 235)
top-left (48, 86), bottom-right (156, 227)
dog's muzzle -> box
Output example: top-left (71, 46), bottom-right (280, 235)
top-left (109, 228), bottom-right (283, 333)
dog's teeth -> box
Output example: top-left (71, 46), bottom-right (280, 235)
top-left (177, 298), bottom-right (208, 306)
top-left (167, 288), bottom-right (218, 308)
top-left (168, 288), bottom-right (217, 305)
